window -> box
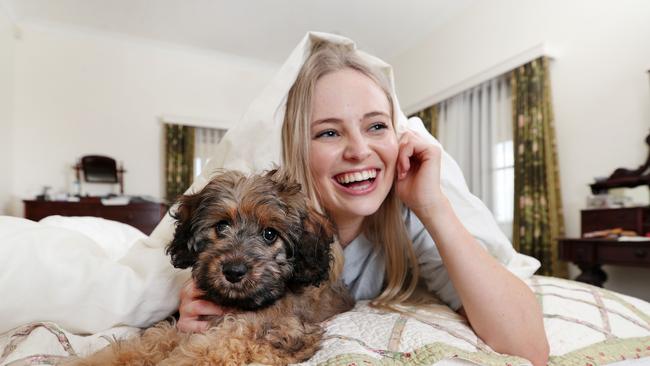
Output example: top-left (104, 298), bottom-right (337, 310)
top-left (493, 141), bottom-right (514, 238)
top-left (194, 127), bottom-right (226, 177)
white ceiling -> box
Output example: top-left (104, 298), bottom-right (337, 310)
top-left (2, 0), bottom-right (475, 63)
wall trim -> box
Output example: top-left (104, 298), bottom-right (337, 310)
top-left (404, 42), bottom-right (557, 114)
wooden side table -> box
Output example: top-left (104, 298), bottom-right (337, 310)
top-left (558, 238), bottom-right (650, 287)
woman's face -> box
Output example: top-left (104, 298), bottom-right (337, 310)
top-left (309, 68), bottom-right (398, 224)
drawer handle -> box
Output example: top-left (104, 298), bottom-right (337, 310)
top-left (634, 250), bottom-right (648, 258)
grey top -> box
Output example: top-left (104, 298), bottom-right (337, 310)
top-left (341, 209), bottom-right (475, 310)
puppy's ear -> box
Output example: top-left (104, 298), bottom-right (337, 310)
top-left (166, 192), bottom-right (201, 269)
top-left (289, 205), bottom-right (334, 288)
top-left (265, 168), bottom-right (302, 198)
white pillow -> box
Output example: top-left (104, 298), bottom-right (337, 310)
top-left (39, 216), bottom-right (146, 261)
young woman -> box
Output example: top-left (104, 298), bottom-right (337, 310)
top-left (176, 33), bottom-right (549, 365)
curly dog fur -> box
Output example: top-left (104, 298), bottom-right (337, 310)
top-left (65, 169), bottom-right (354, 366)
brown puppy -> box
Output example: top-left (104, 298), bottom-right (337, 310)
top-left (67, 170), bottom-right (354, 366)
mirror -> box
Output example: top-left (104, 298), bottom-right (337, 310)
top-left (81, 155), bottom-right (119, 183)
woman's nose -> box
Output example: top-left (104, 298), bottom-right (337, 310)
top-left (343, 133), bottom-right (371, 161)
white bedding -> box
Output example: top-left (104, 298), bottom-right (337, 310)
top-left (1, 216), bottom-right (649, 365)
top-left (0, 216), bottom-right (187, 335)
top-left (38, 215), bottom-right (146, 261)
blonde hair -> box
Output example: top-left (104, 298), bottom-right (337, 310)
top-left (281, 40), bottom-right (419, 305)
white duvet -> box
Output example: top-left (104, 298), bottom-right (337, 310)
top-left (0, 215), bottom-right (188, 335)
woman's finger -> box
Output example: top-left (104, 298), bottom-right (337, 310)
top-left (177, 318), bottom-right (209, 333)
top-left (398, 137), bottom-right (414, 179)
top-left (181, 299), bottom-right (226, 317)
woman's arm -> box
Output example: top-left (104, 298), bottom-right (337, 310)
top-left (417, 197), bottom-right (548, 366)
top-left (395, 131), bottom-right (549, 366)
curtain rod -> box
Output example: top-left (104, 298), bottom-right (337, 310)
top-left (404, 42), bottom-right (557, 115)
top-left (159, 115), bottom-right (231, 130)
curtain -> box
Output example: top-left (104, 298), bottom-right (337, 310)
top-left (411, 105), bottom-right (438, 138)
top-left (436, 75), bottom-right (512, 222)
top-left (165, 123), bottom-right (195, 203)
top-left (511, 57), bottom-right (567, 278)
top-left (194, 127), bottom-right (226, 177)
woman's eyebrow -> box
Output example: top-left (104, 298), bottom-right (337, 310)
top-left (363, 111), bottom-right (390, 119)
top-left (312, 111), bottom-right (389, 126)
top-left (311, 118), bottom-right (342, 126)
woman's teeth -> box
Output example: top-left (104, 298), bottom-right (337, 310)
top-left (336, 169), bottom-right (377, 185)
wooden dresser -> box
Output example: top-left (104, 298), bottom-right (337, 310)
top-left (559, 207), bottom-right (650, 287)
top-left (23, 199), bottom-right (168, 235)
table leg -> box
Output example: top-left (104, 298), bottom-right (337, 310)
top-left (575, 263), bottom-right (607, 287)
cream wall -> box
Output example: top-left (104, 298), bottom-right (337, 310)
top-left (9, 23), bottom-right (278, 215)
top-left (0, 7), bottom-right (15, 215)
top-left (391, 0), bottom-right (650, 301)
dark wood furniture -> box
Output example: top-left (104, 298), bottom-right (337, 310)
top-left (560, 206), bottom-right (650, 287)
top-left (581, 206), bottom-right (650, 235)
top-left (560, 132), bottom-right (650, 286)
top-left (590, 133), bottom-right (650, 194)
top-left (559, 237), bottom-right (650, 287)
top-left (24, 199), bottom-right (167, 235)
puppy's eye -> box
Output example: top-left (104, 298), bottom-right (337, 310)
top-left (215, 220), bottom-right (230, 236)
top-left (262, 227), bottom-right (278, 244)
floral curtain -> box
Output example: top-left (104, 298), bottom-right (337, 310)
top-left (165, 123), bottom-right (195, 203)
top-left (410, 105), bottom-right (438, 138)
top-left (511, 57), bottom-right (567, 277)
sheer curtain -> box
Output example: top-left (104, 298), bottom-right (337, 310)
top-left (194, 127), bottom-right (227, 177)
top-left (437, 75), bottom-right (513, 237)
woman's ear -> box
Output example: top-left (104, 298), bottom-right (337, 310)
top-left (289, 205), bottom-right (335, 288)
top-left (166, 192), bottom-right (202, 269)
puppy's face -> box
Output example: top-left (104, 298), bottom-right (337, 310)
top-left (166, 170), bottom-right (334, 310)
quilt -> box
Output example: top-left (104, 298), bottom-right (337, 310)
top-left (1, 276), bottom-right (649, 365)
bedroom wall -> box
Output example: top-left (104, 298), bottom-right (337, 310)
top-left (391, 0), bottom-right (650, 301)
top-left (0, 6), bottom-right (15, 215)
top-left (8, 23), bottom-right (278, 215)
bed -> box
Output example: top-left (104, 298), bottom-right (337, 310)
top-left (1, 216), bottom-right (649, 366)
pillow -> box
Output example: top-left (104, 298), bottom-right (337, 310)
top-left (39, 215), bottom-right (146, 261)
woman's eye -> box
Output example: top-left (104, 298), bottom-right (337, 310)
top-left (369, 122), bottom-right (388, 132)
top-left (315, 130), bottom-right (338, 139)
top-left (215, 220), bottom-right (230, 236)
top-left (262, 227), bottom-right (278, 244)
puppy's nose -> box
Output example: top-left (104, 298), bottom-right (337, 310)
top-left (222, 263), bottom-right (248, 283)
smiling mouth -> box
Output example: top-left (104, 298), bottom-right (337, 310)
top-left (334, 169), bottom-right (378, 190)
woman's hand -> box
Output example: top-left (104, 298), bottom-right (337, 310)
top-left (395, 130), bottom-right (445, 217)
top-left (177, 279), bottom-right (230, 333)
